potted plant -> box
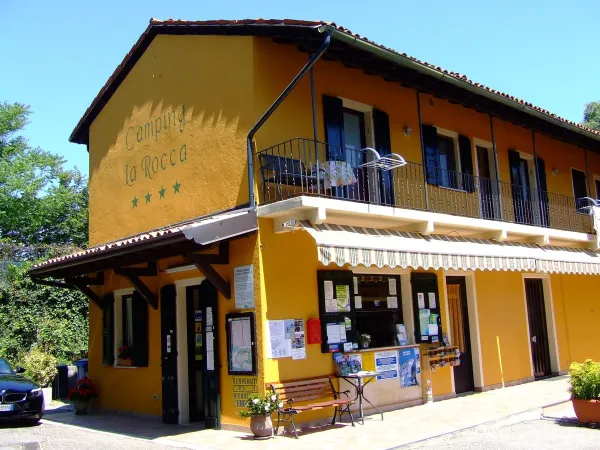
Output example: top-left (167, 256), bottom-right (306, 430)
top-left (238, 392), bottom-right (281, 438)
top-left (569, 359), bottom-right (600, 423)
top-left (67, 376), bottom-right (99, 415)
top-left (358, 333), bottom-right (371, 349)
top-left (117, 345), bottom-right (133, 366)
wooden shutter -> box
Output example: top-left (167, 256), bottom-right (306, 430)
top-left (102, 294), bottom-right (115, 366)
top-left (458, 135), bottom-right (475, 193)
top-left (132, 292), bottom-right (149, 367)
top-left (373, 108), bottom-right (395, 205)
top-left (536, 157), bottom-right (550, 226)
top-left (422, 125), bottom-right (439, 185)
top-left (508, 149), bottom-right (521, 186)
top-left (322, 95), bottom-right (345, 161)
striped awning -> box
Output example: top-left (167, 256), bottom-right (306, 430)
top-left (299, 222), bottom-right (600, 275)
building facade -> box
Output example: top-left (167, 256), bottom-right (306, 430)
top-left (30, 19), bottom-right (600, 431)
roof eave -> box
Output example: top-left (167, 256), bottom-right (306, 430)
top-left (319, 25), bottom-right (600, 145)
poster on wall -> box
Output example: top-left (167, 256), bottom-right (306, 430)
top-left (399, 348), bottom-right (419, 388)
top-left (291, 319), bottom-right (306, 360)
top-left (374, 350), bottom-right (399, 381)
top-left (267, 319), bottom-right (306, 359)
top-left (234, 265), bottom-right (255, 309)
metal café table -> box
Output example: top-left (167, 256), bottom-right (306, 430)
top-left (339, 371), bottom-right (384, 425)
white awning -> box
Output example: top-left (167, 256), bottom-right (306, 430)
top-left (300, 222), bottom-right (600, 275)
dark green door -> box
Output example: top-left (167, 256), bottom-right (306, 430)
top-left (160, 284), bottom-right (178, 424)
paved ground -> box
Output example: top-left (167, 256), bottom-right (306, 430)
top-left (0, 420), bottom-right (179, 450)
top-left (0, 376), bottom-right (580, 450)
top-left (404, 411), bottom-right (599, 449)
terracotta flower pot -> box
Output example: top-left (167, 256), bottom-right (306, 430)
top-left (249, 414), bottom-right (273, 438)
top-left (572, 398), bottom-right (600, 423)
top-left (73, 399), bottom-right (90, 415)
top-left (118, 358), bottom-right (132, 367)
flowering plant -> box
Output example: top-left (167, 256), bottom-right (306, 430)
top-left (117, 345), bottom-right (133, 359)
top-left (237, 392), bottom-right (281, 418)
top-left (67, 377), bottom-right (99, 402)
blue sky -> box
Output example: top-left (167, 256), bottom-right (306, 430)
top-left (2, 0), bottom-right (598, 176)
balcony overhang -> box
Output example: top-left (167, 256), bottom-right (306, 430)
top-left (258, 196), bottom-right (598, 249)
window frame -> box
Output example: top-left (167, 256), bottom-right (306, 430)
top-left (113, 288), bottom-right (136, 368)
top-left (435, 127), bottom-right (463, 190)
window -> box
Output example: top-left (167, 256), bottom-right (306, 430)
top-left (595, 178), bottom-right (600, 200)
top-left (354, 274), bottom-right (402, 348)
top-left (121, 294), bottom-right (134, 350)
top-left (571, 169), bottom-right (588, 211)
top-left (437, 134), bottom-right (458, 188)
top-left (103, 290), bottom-right (149, 367)
top-left (422, 125), bottom-right (474, 192)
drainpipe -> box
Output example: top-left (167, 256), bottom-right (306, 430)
top-left (246, 31), bottom-right (332, 208)
top-left (416, 90), bottom-right (429, 210)
top-left (489, 114), bottom-right (504, 221)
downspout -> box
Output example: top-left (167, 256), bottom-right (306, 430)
top-left (416, 90), bottom-right (429, 210)
top-left (532, 130), bottom-right (540, 225)
top-left (489, 114), bottom-right (504, 221)
top-left (246, 31), bottom-right (332, 208)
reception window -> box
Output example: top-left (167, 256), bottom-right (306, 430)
top-left (354, 274), bottom-right (402, 348)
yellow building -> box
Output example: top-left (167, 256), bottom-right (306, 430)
top-left (30, 19), bottom-right (600, 431)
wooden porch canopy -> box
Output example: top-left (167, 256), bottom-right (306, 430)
top-left (28, 207), bottom-right (258, 309)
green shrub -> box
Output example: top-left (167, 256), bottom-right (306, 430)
top-left (569, 359), bottom-right (600, 401)
top-left (21, 346), bottom-right (58, 387)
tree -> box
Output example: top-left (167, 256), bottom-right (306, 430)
top-left (582, 101), bottom-right (600, 132)
top-left (0, 101), bottom-right (89, 364)
top-left (0, 101), bottom-right (88, 247)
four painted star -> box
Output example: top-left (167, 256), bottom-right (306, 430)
top-left (131, 182), bottom-right (181, 208)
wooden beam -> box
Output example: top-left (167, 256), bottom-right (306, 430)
top-left (113, 267), bottom-right (158, 309)
top-left (185, 253), bottom-right (231, 299)
top-left (31, 277), bottom-right (77, 290)
top-left (70, 271), bottom-right (105, 285)
top-left (70, 281), bottom-right (104, 309)
top-left (114, 262), bottom-right (157, 277)
top-left (186, 240), bottom-right (230, 264)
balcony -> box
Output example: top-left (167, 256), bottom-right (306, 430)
top-left (257, 138), bottom-right (593, 235)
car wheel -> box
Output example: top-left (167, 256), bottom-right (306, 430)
top-left (27, 417), bottom-right (41, 426)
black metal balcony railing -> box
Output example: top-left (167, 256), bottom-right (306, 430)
top-left (257, 138), bottom-right (593, 234)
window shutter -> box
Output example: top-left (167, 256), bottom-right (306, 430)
top-left (458, 135), bottom-right (475, 193)
top-left (323, 95), bottom-right (345, 161)
top-left (373, 108), bottom-right (395, 205)
top-left (536, 157), bottom-right (550, 226)
top-left (102, 294), bottom-right (115, 366)
top-left (421, 125), bottom-right (439, 185)
top-left (132, 292), bottom-right (149, 367)
top-left (508, 149), bottom-right (521, 186)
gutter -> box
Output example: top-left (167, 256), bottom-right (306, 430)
top-left (246, 30), bottom-right (332, 208)
top-left (319, 25), bottom-right (599, 144)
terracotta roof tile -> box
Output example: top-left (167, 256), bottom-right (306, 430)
top-left (70, 18), bottom-right (600, 144)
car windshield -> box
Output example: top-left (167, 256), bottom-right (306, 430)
top-left (0, 358), bottom-right (14, 375)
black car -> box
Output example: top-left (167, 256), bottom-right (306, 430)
top-left (0, 358), bottom-right (44, 423)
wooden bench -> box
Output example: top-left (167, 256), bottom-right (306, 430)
top-left (269, 377), bottom-right (354, 438)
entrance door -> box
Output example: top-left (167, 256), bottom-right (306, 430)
top-left (342, 108), bottom-right (367, 201)
top-left (524, 279), bottom-right (552, 378)
top-left (160, 285), bottom-right (179, 424)
top-left (186, 282), bottom-right (221, 428)
top-left (446, 277), bottom-right (474, 394)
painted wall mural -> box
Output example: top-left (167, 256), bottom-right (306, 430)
top-left (122, 105), bottom-right (188, 208)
